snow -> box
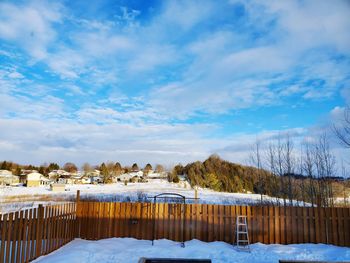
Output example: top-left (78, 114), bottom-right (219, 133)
top-left (33, 238), bottom-right (350, 263)
top-left (0, 180), bottom-right (308, 213)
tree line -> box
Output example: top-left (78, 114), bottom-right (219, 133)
top-left (0, 160), bottom-right (165, 183)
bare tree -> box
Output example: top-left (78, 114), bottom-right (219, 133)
top-left (302, 141), bottom-right (317, 207)
top-left (155, 164), bottom-right (165, 173)
top-left (265, 142), bottom-right (281, 205)
top-left (314, 133), bottom-right (337, 207)
top-left (82, 163), bottom-right (93, 174)
top-left (341, 159), bottom-right (348, 206)
top-left (63, 162), bottom-right (78, 173)
top-left (333, 106), bottom-right (350, 148)
top-left (283, 134), bottom-right (296, 205)
top-left (249, 138), bottom-right (264, 203)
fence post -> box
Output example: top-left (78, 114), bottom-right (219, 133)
top-left (76, 190), bottom-right (81, 238)
top-left (36, 204), bottom-right (44, 258)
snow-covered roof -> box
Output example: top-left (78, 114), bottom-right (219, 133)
top-left (0, 170), bottom-right (13, 177)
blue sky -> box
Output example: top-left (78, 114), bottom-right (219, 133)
top-left (0, 0), bottom-right (349, 168)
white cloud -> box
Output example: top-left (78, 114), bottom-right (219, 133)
top-left (0, 117), bottom-right (216, 166)
top-left (7, 71), bottom-right (24, 79)
top-left (0, 1), bottom-right (62, 60)
top-left (0, 0), bottom-right (349, 170)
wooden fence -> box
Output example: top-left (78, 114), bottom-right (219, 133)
top-left (1, 201), bottom-right (349, 262)
top-left (0, 203), bottom-right (76, 263)
top-left (77, 202), bottom-right (350, 247)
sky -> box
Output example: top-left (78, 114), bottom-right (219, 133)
top-left (0, 0), bottom-right (349, 169)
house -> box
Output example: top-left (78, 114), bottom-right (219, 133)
top-left (58, 178), bottom-right (69, 184)
top-left (48, 170), bottom-right (71, 180)
top-left (70, 175), bottom-right (84, 184)
top-left (146, 172), bottom-right (167, 179)
top-left (86, 170), bottom-right (101, 177)
top-left (82, 177), bottom-right (92, 184)
top-left (91, 176), bottom-right (103, 184)
top-left (0, 170), bottom-right (19, 185)
top-left (115, 173), bottom-right (133, 182)
top-left (26, 172), bottom-right (41, 186)
top-left (178, 174), bottom-right (187, 181)
top-left (115, 171), bottom-right (143, 182)
top-left (26, 172), bottom-right (52, 187)
top-left (129, 171), bottom-right (143, 178)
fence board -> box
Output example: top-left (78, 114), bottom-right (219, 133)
top-left (268, 206), bottom-right (274, 244)
top-left (331, 208), bottom-right (338, 245)
top-left (20, 210), bottom-right (28, 263)
top-left (338, 208), bottom-right (344, 246)
top-left (315, 206), bottom-right (320, 243)
top-left (265, 206), bottom-right (270, 244)
top-left (1, 213), bottom-right (8, 262)
top-left (344, 208), bottom-right (350, 246)
top-left (5, 212), bottom-right (14, 263)
top-left (285, 207), bottom-right (291, 244)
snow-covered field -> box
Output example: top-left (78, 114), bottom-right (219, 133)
top-left (33, 238), bottom-right (350, 263)
top-left (1, 180), bottom-right (290, 213)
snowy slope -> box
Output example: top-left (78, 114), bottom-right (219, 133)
top-left (33, 238), bottom-right (350, 263)
top-left (0, 180), bottom-right (304, 213)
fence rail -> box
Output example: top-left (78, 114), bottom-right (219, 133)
top-left (0, 203), bottom-right (76, 263)
top-left (77, 202), bottom-right (350, 247)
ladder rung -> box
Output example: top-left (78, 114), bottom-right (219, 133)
top-left (237, 231), bottom-right (248, 234)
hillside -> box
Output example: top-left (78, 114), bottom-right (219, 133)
top-left (179, 155), bottom-right (271, 193)
top-left (176, 155), bottom-right (350, 206)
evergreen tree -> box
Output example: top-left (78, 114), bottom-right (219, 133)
top-left (48, 163), bottom-right (60, 171)
top-left (1, 161), bottom-right (8, 170)
top-left (144, 163), bottom-right (153, 174)
top-left (100, 162), bottom-right (111, 183)
top-left (132, 163), bottom-right (139, 171)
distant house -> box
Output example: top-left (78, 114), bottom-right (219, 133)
top-left (26, 172), bottom-right (52, 187)
top-left (86, 170), bottom-right (101, 177)
top-left (178, 174), bottom-right (187, 181)
top-left (48, 170), bottom-right (71, 180)
top-left (129, 171), bottom-right (143, 178)
top-left (115, 173), bottom-right (133, 182)
top-left (0, 170), bottom-right (19, 185)
top-left (82, 177), bottom-right (92, 184)
top-left (26, 172), bottom-right (41, 187)
top-left (146, 172), bottom-right (167, 179)
top-left (69, 175), bottom-right (84, 184)
top-left (58, 178), bottom-right (69, 184)
top-left (92, 176), bottom-right (103, 184)
top-left (115, 171), bottom-right (143, 182)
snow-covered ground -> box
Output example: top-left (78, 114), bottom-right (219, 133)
top-left (0, 180), bottom-right (306, 213)
top-left (33, 238), bottom-right (350, 263)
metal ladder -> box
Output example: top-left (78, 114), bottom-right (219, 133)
top-left (235, 215), bottom-right (250, 252)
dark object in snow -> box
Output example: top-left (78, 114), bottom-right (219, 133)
top-left (138, 258), bottom-right (211, 263)
top-left (279, 260), bottom-right (350, 263)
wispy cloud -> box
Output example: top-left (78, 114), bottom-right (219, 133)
top-left (0, 0), bottom-right (349, 166)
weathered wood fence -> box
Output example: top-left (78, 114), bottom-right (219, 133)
top-left (0, 203), bottom-right (76, 263)
top-left (77, 202), bottom-right (350, 247)
top-left (1, 200), bottom-right (349, 262)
